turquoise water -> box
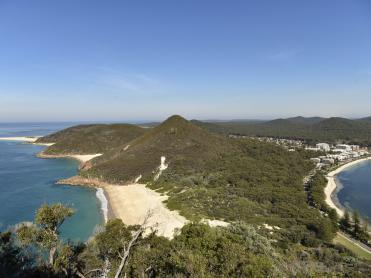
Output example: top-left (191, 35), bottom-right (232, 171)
top-left (337, 160), bottom-right (371, 221)
top-left (0, 123), bottom-right (103, 242)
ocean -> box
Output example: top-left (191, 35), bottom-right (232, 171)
top-left (337, 160), bottom-right (371, 221)
top-left (0, 123), bottom-right (104, 242)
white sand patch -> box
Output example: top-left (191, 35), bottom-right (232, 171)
top-left (104, 183), bottom-right (187, 239)
top-left (0, 136), bottom-right (40, 142)
top-left (202, 219), bottom-right (230, 227)
top-left (34, 142), bottom-right (55, 146)
top-left (135, 175), bottom-right (142, 183)
top-left (325, 157), bottom-right (371, 217)
top-left (154, 156), bottom-right (168, 181)
top-left (0, 136), bottom-right (55, 146)
top-left (263, 223), bottom-right (274, 230)
top-left (70, 154), bottom-right (102, 163)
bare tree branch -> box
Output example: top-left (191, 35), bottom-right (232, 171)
top-left (76, 268), bottom-right (103, 278)
top-left (114, 210), bottom-right (153, 278)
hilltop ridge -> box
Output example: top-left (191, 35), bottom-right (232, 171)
top-left (36, 123), bottom-right (147, 155)
top-left (194, 116), bottom-right (371, 145)
top-left (85, 115), bottom-right (234, 183)
top-left (32, 115), bottom-right (371, 276)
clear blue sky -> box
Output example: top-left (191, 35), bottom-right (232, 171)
top-left (1, 0), bottom-right (371, 122)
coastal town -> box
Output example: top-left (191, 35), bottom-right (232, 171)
top-left (230, 135), bottom-right (370, 168)
top-left (245, 136), bottom-right (371, 252)
top-left (306, 143), bottom-right (369, 168)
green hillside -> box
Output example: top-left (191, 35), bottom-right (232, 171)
top-left (36, 124), bottom-right (147, 155)
top-left (81, 116), bottom-right (330, 232)
top-left (358, 116), bottom-right (371, 123)
top-left (21, 115), bottom-right (371, 276)
top-left (286, 116), bottom-right (326, 125)
top-left (194, 117), bottom-right (371, 145)
top-left (86, 115), bottom-right (236, 183)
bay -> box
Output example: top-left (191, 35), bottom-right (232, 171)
top-left (0, 123), bottom-right (103, 242)
top-left (337, 160), bottom-right (371, 221)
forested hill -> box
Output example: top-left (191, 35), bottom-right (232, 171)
top-left (80, 116), bottom-right (325, 232)
top-left (358, 116), bottom-right (371, 123)
top-left (86, 115), bottom-right (237, 183)
top-left (19, 115), bottom-right (371, 276)
top-left (36, 124), bottom-right (147, 154)
top-left (194, 116), bottom-right (371, 145)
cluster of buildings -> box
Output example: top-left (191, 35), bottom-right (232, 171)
top-left (229, 135), bottom-right (369, 167)
top-left (307, 143), bottom-right (369, 167)
top-left (229, 135), bottom-right (304, 150)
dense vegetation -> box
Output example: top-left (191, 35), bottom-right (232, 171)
top-left (36, 124), bottom-right (146, 155)
top-left (340, 210), bottom-right (370, 244)
top-left (306, 172), bottom-right (329, 212)
top-left (16, 115), bottom-right (370, 276)
top-left (1, 204), bottom-right (371, 277)
top-left (80, 117), bottom-right (332, 236)
top-left (194, 116), bottom-right (371, 145)
top-left (84, 115), bottom-right (236, 182)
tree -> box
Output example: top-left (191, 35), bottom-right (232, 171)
top-left (0, 231), bottom-right (33, 277)
top-left (357, 219), bottom-right (370, 243)
top-left (340, 210), bottom-right (351, 231)
top-left (17, 203), bottom-right (74, 267)
top-left (328, 209), bottom-right (338, 225)
top-left (362, 221), bottom-right (369, 242)
top-left (328, 209), bottom-right (339, 234)
top-left (92, 213), bottom-right (152, 278)
top-left (352, 211), bottom-right (361, 238)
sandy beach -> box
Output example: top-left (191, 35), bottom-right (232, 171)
top-left (0, 136), bottom-right (55, 146)
top-left (325, 156), bottom-right (371, 217)
top-left (57, 176), bottom-right (188, 238)
top-left (104, 183), bottom-right (187, 238)
top-left (0, 136), bottom-right (40, 142)
top-left (37, 152), bottom-right (102, 164)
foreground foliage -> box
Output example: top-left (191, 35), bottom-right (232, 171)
top-left (2, 215), bottom-right (371, 277)
top-left (17, 115), bottom-right (370, 277)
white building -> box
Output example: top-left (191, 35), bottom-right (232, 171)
top-left (305, 147), bottom-right (320, 151)
top-left (316, 143), bottom-right (330, 152)
top-left (336, 144), bottom-right (352, 152)
top-left (350, 145), bottom-right (360, 151)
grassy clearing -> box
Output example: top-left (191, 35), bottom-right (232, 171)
top-left (334, 233), bottom-right (371, 260)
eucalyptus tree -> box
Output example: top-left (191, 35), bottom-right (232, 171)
top-left (17, 203), bottom-right (74, 267)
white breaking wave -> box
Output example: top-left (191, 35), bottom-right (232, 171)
top-left (96, 188), bottom-right (108, 223)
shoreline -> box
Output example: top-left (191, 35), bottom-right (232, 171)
top-left (0, 136), bottom-right (54, 146)
top-left (95, 188), bottom-right (108, 223)
top-left (58, 176), bottom-right (188, 239)
top-left (2, 137), bottom-right (114, 233)
top-left (7, 136), bottom-right (217, 238)
top-left (37, 151), bottom-right (102, 165)
top-left (325, 156), bottom-right (371, 217)
top-left (0, 136), bottom-right (40, 142)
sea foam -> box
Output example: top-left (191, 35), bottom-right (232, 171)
top-left (96, 188), bottom-right (108, 223)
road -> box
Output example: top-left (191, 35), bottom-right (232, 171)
top-left (337, 231), bottom-right (371, 255)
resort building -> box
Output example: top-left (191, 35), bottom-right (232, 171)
top-left (316, 143), bottom-right (330, 152)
